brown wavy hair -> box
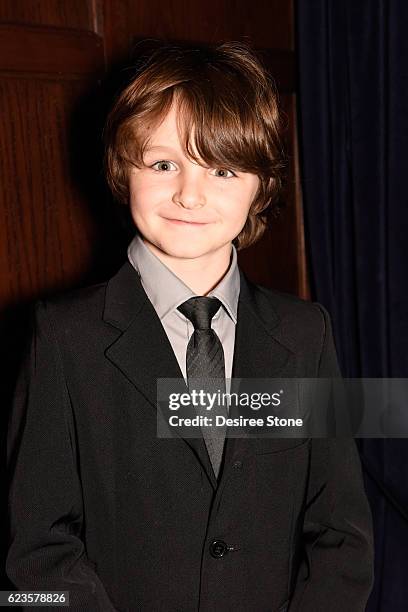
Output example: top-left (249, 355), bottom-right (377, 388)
top-left (104, 40), bottom-right (286, 250)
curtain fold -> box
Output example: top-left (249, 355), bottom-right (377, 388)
top-left (296, 1), bottom-right (408, 609)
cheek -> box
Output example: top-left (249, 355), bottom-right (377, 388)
top-left (227, 185), bottom-right (258, 232)
top-left (129, 179), bottom-right (163, 217)
top-left (234, 189), bottom-right (257, 221)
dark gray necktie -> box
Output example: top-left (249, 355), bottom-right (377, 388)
top-left (177, 297), bottom-right (227, 478)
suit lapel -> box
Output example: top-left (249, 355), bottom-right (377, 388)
top-left (102, 261), bottom-right (297, 489)
top-left (103, 261), bottom-right (182, 408)
top-left (102, 261), bottom-right (218, 488)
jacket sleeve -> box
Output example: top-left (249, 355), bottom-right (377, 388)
top-left (6, 301), bottom-right (118, 612)
top-left (288, 303), bottom-right (374, 611)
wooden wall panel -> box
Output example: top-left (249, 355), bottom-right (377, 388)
top-left (0, 0), bottom-right (94, 30)
top-left (0, 77), bottom-right (100, 307)
top-left (0, 6), bottom-right (106, 312)
top-left (121, 0), bottom-right (293, 50)
top-left (0, 25), bottom-right (104, 75)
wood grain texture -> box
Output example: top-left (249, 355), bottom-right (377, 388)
top-left (0, 77), bottom-right (100, 306)
top-left (102, 0), bottom-right (132, 69)
top-left (123, 0), bottom-right (293, 50)
top-left (0, 0), bottom-right (94, 30)
top-left (0, 25), bottom-right (104, 75)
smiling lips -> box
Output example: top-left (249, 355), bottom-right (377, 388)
top-left (164, 217), bottom-right (211, 226)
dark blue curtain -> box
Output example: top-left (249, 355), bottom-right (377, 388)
top-left (296, 1), bottom-right (408, 610)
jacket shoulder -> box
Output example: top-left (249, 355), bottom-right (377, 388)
top-left (35, 279), bottom-right (108, 322)
top-left (29, 274), bottom-right (117, 354)
top-left (246, 280), bottom-right (333, 367)
top-left (249, 281), bottom-right (329, 333)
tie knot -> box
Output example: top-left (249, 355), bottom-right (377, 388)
top-left (178, 297), bottom-right (222, 330)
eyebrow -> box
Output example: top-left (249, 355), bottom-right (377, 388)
top-left (143, 145), bottom-right (178, 153)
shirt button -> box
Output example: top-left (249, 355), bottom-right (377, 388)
top-left (209, 540), bottom-right (228, 558)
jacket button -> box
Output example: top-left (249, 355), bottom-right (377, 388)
top-left (209, 540), bottom-right (228, 558)
top-left (233, 460), bottom-right (242, 469)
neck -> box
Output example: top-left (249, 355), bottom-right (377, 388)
top-left (143, 240), bottom-right (232, 295)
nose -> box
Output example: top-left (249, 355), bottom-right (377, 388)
top-left (172, 166), bottom-right (206, 209)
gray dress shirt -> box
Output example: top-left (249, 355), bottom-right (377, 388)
top-left (127, 234), bottom-right (240, 391)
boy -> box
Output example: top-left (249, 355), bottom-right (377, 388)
top-left (7, 42), bottom-right (373, 611)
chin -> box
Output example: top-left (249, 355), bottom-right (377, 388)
top-left (157, 242), bottom-right (215, 260)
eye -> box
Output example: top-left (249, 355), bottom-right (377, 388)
top-left (151, 160), bottom-right (177, 172)
top-left (211, 168), bottom-right (237, 178)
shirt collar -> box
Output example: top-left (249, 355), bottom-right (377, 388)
top-left (127, 233), bottom-right (240, 323)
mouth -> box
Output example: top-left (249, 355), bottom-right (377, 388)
top-left (163, 217), bottom-right (211, 226)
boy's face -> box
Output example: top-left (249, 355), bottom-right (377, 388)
top-left (128, 102), bottom-right (260, 263)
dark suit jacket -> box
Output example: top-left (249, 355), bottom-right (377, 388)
top-left (6, 261), bottom-right (374, 612)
